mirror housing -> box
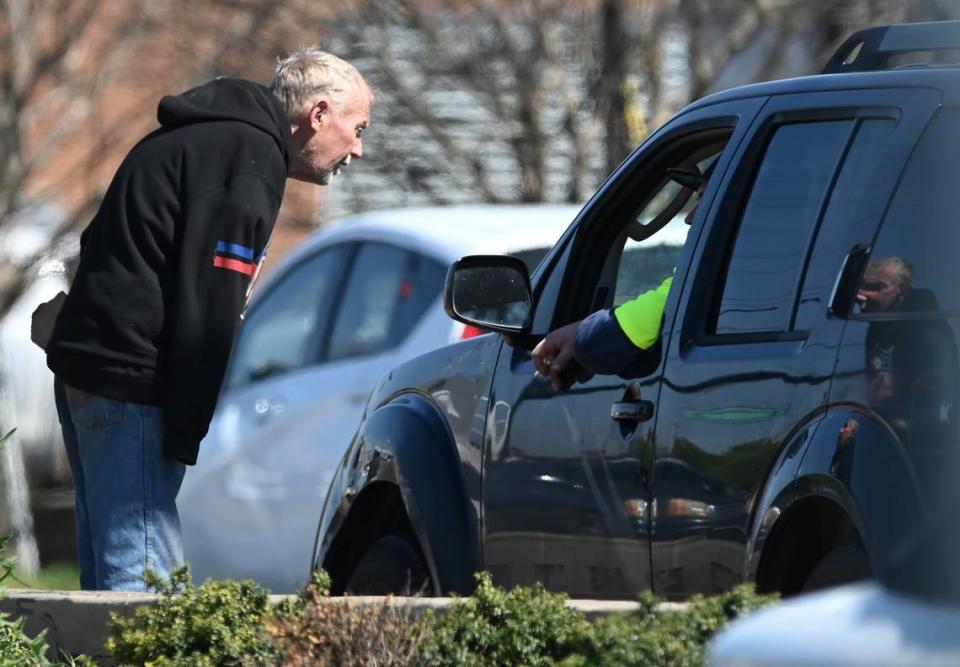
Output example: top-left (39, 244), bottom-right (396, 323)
top-left (444, 255), bottom-right (533, 336)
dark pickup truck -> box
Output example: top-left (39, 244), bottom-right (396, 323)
top-left (313, 21), bottom-right (960, 600)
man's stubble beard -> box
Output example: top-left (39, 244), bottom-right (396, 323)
top-left (315, 168), bottom-right (332, 186)
top-left (312, 155), bottom-right (350, 186)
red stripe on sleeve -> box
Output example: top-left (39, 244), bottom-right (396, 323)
top-left (213, 256), bottom-right (257, 276)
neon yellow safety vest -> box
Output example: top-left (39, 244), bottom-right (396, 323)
top-left (613, 275), bottom-right (673, 350)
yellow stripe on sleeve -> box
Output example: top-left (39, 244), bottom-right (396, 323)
top-left (613, 275), bottom-right (673, 349)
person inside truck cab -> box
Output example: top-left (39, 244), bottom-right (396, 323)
top-left (855, 255), bottom-right (959, 449)
top-left (532, 164), bottom-right (712, 391)
top-left (856, 256), bottom-right (913, 314)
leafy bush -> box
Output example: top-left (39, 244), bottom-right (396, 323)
top-left (416, 572), bottom-right (594, 666)
top-left (266, 570), bottom-right (425, 666)
top-left (411, 574), bottom-right (775, 666)
top-left (564, 585), bottom-right (778, 667)
top-left (106, 564), bottom-right (776, 666)
top-left (106, 566), bottom-right (277, 666)
top-left (0, 612), bottom-right (51, 667)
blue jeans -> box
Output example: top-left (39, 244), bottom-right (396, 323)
top-left (54, 380), bottom-right (186, 591)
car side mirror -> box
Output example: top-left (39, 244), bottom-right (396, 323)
top-left (444, 255), bottom-right (533, 335)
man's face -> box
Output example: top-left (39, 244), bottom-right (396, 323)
top-left (291, 80), bottom-right (372, 186)
top-left (857, 262), bottom-right (904, 312)
top-left (839, 418), bottom-right (859, 444)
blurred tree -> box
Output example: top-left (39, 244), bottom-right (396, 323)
top-left (3, 0), bottom-right (960, 309)
top-left (684, 0), bottom-right (960, 97)
top-left (320, 0), bottom-right (656, 208)
top-left (0, 1), bottom-right (156, 309)
top-left (298, 0), bottom-right (960, 216)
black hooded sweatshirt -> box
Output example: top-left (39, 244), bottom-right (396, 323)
top-left (46, 77), bottom-right (291, 465)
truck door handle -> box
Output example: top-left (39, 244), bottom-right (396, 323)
top-left (611, 400), bottom-right (654, 422)
top-left (611, 382), bottom-right (654, 423)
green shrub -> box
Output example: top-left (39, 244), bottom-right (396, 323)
top-left (105, 563), bottom-right (776, 666)
top-left (564, 585), bottom-right (778, 667)
top-left (106, 566), bottom-right (278, 666)
top-left (0, 612), bottom-right (51, 667)
top-left (416, 572), bottom-right (593, 666)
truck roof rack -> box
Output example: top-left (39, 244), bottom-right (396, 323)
top-left (823, 20), bottom-right (960, 74)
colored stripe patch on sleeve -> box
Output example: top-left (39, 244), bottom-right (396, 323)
top-left (215, 241), bottom-right (255, 260)
top-left (214, 256), bottom-right (257, 276)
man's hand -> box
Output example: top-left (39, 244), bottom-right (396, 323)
top-left (532, 320), bottom-right (593, 391)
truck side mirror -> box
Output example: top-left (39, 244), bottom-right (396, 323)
top-left (444, 255), bottom-right (532, 334)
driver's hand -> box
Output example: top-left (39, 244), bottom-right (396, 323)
top-left (532, 321), bottom-right (593, 391)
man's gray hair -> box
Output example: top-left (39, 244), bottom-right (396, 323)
top-left (878, 256), bottom-right (915, 288)
top-left (269, 47), bottom-right (365, 121)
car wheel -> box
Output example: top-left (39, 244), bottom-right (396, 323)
top-left (802, 543), bottom-right (871, 593)
top-left (346, 534), bottom-right (432, 595)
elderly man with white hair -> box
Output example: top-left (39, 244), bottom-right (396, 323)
top-left (40, 47), bottom-right (372, 591)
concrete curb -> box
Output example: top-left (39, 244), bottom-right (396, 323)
top-left (1, 590), bottom-right (158, 663)
top-left (1, 589), bottom-right (689, 664)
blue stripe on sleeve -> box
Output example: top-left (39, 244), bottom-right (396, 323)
top-left (216, 241), bottom-right (255, 260)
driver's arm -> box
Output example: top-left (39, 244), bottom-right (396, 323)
top-left (574, 274), bottom-right (672, 375)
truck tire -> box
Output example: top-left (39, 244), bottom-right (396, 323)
top-left (346, 534), bottom-right (432, 595)
top-left (802, 543), bottom-right (871, 593)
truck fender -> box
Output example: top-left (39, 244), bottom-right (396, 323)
top-left (793, 409), bottom-right (925, 569)
top-left (746, 409), bottom-right (924, 592)
top-left (322, 392), bottom-right (479, 594)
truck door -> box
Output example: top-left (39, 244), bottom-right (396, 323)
top-left (480, 97), bottom-right (766, 599)
top-left (651, 89), bottom-right (939, 598)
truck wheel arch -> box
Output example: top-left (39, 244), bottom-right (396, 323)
top-left (323, 481), bottom-right (421, 594)
top-left (756, 495), bottom-right (868, 595)
top-left (322, 393), bottom-right (480, 595)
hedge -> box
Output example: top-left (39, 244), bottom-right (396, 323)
top-left (105, 568), bottom-right (777, 666)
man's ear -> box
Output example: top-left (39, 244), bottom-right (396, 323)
top-left (312, 99), bottom-right (329, 129)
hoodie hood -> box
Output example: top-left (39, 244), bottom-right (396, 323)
top-left (157, 77), bottom-right (292, 166)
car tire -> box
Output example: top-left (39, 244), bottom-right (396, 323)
top-left (345, 534), bottom-right (432, 596)
top-left (802, 543), bottom-right (871, 593)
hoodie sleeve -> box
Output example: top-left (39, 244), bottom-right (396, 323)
top-left (163, 170), bottom-right (280, 464)
top-left (574, 308), bottom-right (641, 375)
top-left (573, 274), bottom-right (673, 377)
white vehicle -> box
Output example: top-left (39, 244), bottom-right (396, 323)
top-left (709, 582), bottom-right (960, 667)
top-left (179, 204), bottom-right (583, 591)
